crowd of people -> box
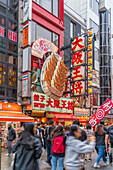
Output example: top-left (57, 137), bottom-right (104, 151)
top-left (5, 119), bottom-right (113, 170)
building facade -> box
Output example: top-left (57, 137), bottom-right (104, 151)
top-left (18, 0), bottom-right (65, 114)
top-left (0, 0), bottom-right (18, 102)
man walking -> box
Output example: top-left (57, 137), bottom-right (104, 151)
top-left (6, 123), bottom-right (16, 156)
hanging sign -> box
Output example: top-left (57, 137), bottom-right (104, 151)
top-left (89, 98), bottom-right (113, 127)
top-left (32, 38), bottom-right (58, 59)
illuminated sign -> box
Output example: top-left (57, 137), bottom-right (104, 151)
top-left (23, 22), bottom-right (29, 47)
top-left (8, 30), bottom-right (17, 42)
top-left (0, 26), bottom-right (4, 37)
top-left (32, 92), bottom-right (73, 113)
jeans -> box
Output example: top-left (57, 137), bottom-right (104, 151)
top-left (52, 156), bottom-right (64, 170)
top-left (96, 145), bottom-right (107, 163)
top-left (8, 141), bottom-right (12, 155)
top-left (109, 148), bottom-right (113, 162)
top-left (47, 146), bottom-right (52, 165)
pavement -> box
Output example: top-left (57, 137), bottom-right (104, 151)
top-left (1, 148), bottom-right (113, 170)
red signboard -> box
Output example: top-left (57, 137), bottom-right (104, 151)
top-left (0, 26), bottom-right (4, 37)
top-left (8, 30), bottom-right (17, 42)
top-left (89, 99), bottom-right (113, 127)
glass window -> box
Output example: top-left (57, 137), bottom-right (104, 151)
top-left (53, 33), bottom-right (59, 47)
top-left (0, 62), bottom-right (5, 74)
top-left (53, 0), bottom-right (58, 17)
top-left (8, 8), bottom-right (18, 21)
top-left (0, 51), bottom-right (5, 61)
top-left (70, 22), bottom-right (76, 38)
top-left (8, 65), bottom-right (16, 76)
top-left (8, 41), bottom-right (18, 53)
top-left (7, 54), bottom-right (17, 65)
top-left (0, 87), bottom-right (5, 96)
top-left (0, 73), bottom-right (5, 84)
top-left (0, 38), bottom-right (6, 48)
top-left (0, 15), bottom-right (6, 26)
top-left (8, 20), bottom-right (17, 32)
top-left (7, 88), bottom-right (17, 98)
top-left (36, 24), bottom-right (51, 41)
top-left (93, 0), bottom-right (98, 15)
top-left (0, 4), bottom-right (6, 14)
top-left (0, 0), bottom-right (6, 4)
top-left (36, 0), bottom-right (58, 17)
top-left (8, 0), bottom-right (18, 9)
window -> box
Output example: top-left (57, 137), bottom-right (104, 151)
top-left (8, 19), bottom-right (17, 32)
top-left (0, 15), bottom-right (6, 26)
top-left (8, 65), bottom-right (16, 87)
top-left (7, 54), bottom-right (17, 65)
top-left (0, 38), bottom-right (6, 49)
top-left (8, 0), bottom-right (18, 9)
top-left (0, 87), bottom-right (5, 96)
top-left (0, 74), bottom-right (5, 84)
top-left (34, 0), bottom-right (59, 17)
top-left (0, 0), bottom-right (6, 4)
top-left (8, 8), bottom-right (18, 21)
top-left (90, 0), bottom-right (98, 15)
top-left (70, 22), bottom-right (76, 38)
top-left (53, 33), bottom-right (59, 47)
top-left (8, 41), bottom-right (18, 53)
top-left (0, 51), bottom-right (5, 61)
top-left (7, 88), bottom-right (17, 98)
top-left (89, 19), bottom-right (99, 34)
top-left (0, 4), bottom-right (6, 14)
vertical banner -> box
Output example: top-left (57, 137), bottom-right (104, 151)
top-left (89, 99), bottom-right (113, 127)
top-left (22, 73), bottom-right (31, 97)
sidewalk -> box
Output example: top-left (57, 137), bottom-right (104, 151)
top-left (1, 148), bottom-right (113, 170)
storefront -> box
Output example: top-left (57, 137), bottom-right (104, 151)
top-left (0, 102), bottom-right (34, 148)
top-left (28, 92), bottom-right (76, 126)
top-left (74, 107), bottom-right (90, 128)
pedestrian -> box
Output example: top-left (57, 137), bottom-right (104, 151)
top-left (105, 123), bottom-right (113, 163)
top-left (45, 119), bottom-right (55, 166)
top-left (12, 122), bottom-right (42, 170)
top-left (94, 124), bottom-right (109, 168)
top-left (64, 126), bottom-right (71, 137)
top-left (44, 122), bottom-right (48, 149)
top-left (65, 125), bottom-right (95, 170)
top-left (18, 122), bottom-right (25, 138)
top-left (85, 124), bottom-right (94, 161)
top-left (73, 119), bottom-right (87, 141)
top-left (51, 125), bottom-right (66, 170)
top-left (6, 123), bottom-right (16, 157)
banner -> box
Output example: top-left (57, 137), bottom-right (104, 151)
top-left (89, 99), bottom-right (113, 127)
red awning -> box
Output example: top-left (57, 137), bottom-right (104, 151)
top-left (50, 113), bottom-right (78, 120)
top-left (0, 111), bottom-right (34, 122)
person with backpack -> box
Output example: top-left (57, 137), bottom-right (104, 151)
top-left (51, 125), bottom-right (66, 170)
top-left (94, 125), bottom-right (109, 168)
top-left (105, 124), bottom-right (113, 163)
top-left (65, 125), bottom-right (95, 170)
top-left (6, 123), bottom-right (16, 156)
top-left (45, 120), bottom-right (55, 166)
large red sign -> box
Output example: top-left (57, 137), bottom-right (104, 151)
top-left (89, 99), bottom-right (113, 127)
top-left (8, 30), bottom-right (17, 42)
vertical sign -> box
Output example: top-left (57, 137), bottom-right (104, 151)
top-left (23, 0), bottom-right (32, 23)
top-left (23, 22), bottom-right (29, 47)
top-left (22, 73), bottom-right (28, 97)
top-left (8, 30), bottom-right (17, 42)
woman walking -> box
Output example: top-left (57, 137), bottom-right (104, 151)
top-left (12, 122), bottom-right (42, 170)
top-left (51, 125), bottom-right (66, 170)
top-left (94, 124), bottom-right (109, 168)
top-left (65, 125), bottom-right (95, 170)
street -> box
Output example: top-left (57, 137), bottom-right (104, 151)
top-left (1, 148), bottom-right (113, 170)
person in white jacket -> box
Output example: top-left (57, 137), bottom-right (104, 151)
top-left (65, 125), bottom-right (95, 170)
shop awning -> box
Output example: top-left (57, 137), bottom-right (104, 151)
top-left (0, 111), bottom-right (34, 122)
top-left (50, 113), bottom-right (78, 120)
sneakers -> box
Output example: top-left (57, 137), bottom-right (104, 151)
top-left (104, 161), bottom-right (109, 166)
top-left (5, 153), bottom-right (11, 157)
top-left (94, 163), bottom-right (100, 168)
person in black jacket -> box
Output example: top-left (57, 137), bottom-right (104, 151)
top-left (6, 123), bottom-right (16, 156)
top-left (12, 122), bottom-right (42, 170)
